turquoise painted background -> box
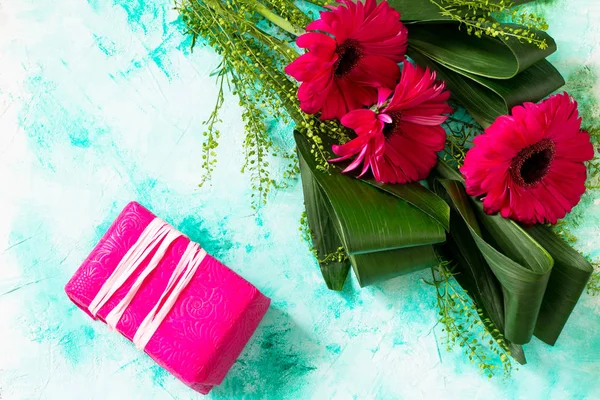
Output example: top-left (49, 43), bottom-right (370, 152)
top-left (1, 1), bottom-right (600, 399)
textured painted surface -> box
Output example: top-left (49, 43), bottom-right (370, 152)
top-left (1, 1), bottom-right (600, 399)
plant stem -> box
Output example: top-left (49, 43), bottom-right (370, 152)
top-left (254, 2), bottom-right (305, 37)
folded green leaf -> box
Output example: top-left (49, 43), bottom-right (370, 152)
top-left (398, 16), bottom-right (564, 127)
top-left (351, 245), bottom-right (438, 287)
top-left (295, 131), bottom-right (447, 289)
top-left (363, 179), bottom-right (450, 231)
top-left (408, 50), bottom-right (564, 127)
top-left (435, 161), bottom-right (593, 347)
top-left (389, 0), bottom-right (451, 22)
top-left (391, 0), bottom-right (541, 23)
top-left (408, 23), bottom-right (556, 79)
top-left (299, 151), bottom-right (351, 291)
top-left (437, 209), bottom-right (527, 364)
top-left (433, 174), bottom-right (553, 345)
top-left (525, 225), bottom-right (593, 345)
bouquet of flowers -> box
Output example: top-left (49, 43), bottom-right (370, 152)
top-left (178, 0), bottom-right (598, 374)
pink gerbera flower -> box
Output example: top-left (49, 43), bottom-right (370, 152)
top-left (284, 0), bottom-right (408, 120)
top-left (330, 61), bottom-right (452, 184)
top-left (461, 93), bottom-right (594, 225)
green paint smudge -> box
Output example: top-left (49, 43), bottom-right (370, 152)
top-left (566, 65), bottom-right (600, 131)
top-left (112, 0), bottom-right (170, 36)
top-left (95, 202), bottom-right (120, 238)
top-left (87, 0), bottom-right (100, 10)
top-left (212, 308), bottom-right (319, 399)
top-left (326, 343), bottom-right (341, 354)
top-left (149, 364), bottom-right (169, 386)
top-left (93, 34), bottom-right (117, 57)
top-left (58, 326), bottom-right (97, 364)
top-left (113, 0), bottom-right (155, 34)
top-left (19, 75), bottom-right (108, 166)
top-left (69, 127), bottom-right (92, 148)
top-left (176, 215), bottom-right (235, 258)
top-left (148, 42), bottom-right (173, 79)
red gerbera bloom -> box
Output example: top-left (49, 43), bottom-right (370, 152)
top-left (461, 93), bottom-right (594, 225)
top-left (330, 61), bottom-right (452, 183)
top-left (284, 0), bottom-right (408, 120)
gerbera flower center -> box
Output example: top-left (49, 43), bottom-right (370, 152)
top-left (334, 39), bottom-right (363, 77)
top-left (382, 112), bottom-right (402, 138)
top-left (509, 138), bottom-right (556, 187)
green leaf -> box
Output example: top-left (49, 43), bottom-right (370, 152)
top-left (388, 0), bottom-right (537, 22)
top-left (295, 131), bottom-right (446, 289)
top-left (408, 50), bottom-right (564, 127)
top-left (351, 245), bottom-right (438, 287)
top-left (363, 179), bottom-right (450, 231)
top-left (388, 0), bottom-right (451, 22)
top-left (433, 173), bottom-right (553, 345)
top-left (525, 225), bottom-right (593, 345)
top-left (438, 222), bottom-right (527, 364)
top-left (434, 183), bottom-right (527, 362)
top-left (298, 151), bottom-right (351, 291)
top-left (400, 18), bottom-right (564, 127)
top-left (434, 160), bottom-right (593, 349)
top-left (408, 23), bottom-right (557, 79)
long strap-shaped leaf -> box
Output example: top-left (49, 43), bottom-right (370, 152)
top-left (434, 177), bottom-right (552, 344)
top-left (407, 23), bottom-right (557, 79)
top-left (409, 50), bottom-right (564, 127)
top-left (389, 0), bottom-right (537, 22)
top-left (407, 48), bottom-right (564, 127)
top-left (435, 161), bottom-right (593, 345)
top-left (295, 132), bottom-right (449, 288)
top-left (436, 202), bottom-right (527, 363)
top-left (385, 0), bottom-right (565, 126)
top-left (388, 0), bottom-right (451, 22)
top-left (525, 225), bottom-right (593, 345)
top-left (299, 151), bottom-right (351, 291)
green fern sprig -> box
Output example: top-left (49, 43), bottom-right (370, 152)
top-left (430, 260), bottom-right (514, 378)
top-left (199, 63), bottom-right (228, 187)
top-left (431, 0), bottom-right (549, 49)
top-left (584, 127), bottom-right (600, 190)
top-left (179, 0), bottom-right (351, 207)
top-left (319, 246), bottom-right (348, 265)
top-left (442, 104), bottom-right (481, 168)
top-left (299, 211), bottom-right (349, 264)
top-left (587, 265), bottom-right (600, 296)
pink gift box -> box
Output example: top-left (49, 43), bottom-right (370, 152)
top-left (65, 201), bottom-right (270, 394)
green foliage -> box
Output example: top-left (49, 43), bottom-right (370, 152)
top-left (180, 0), bottom-right (567, 376)
top-left (551, 219), bottom-right (600, 297)
top-left (299, 210), bottom-right (349, 276)
top-left (442, 104), bottom-right (481, 167)
top-left (430, 259), bottom-right (514, 378)
top-left (199, 63), bottom-right (227, 187)
top-left (552, 220), bottom-right (600, 298)
top-left (299, 210), bottom-right (312, 244)
top-left (574, 126), bottom-right (600, 294)
top-left (407, 28), bottom-right (562, 128)
top-left (178, 0), bottom-right (348, 208)
top-left (319, 246), bottom-right (349, 265)
top-left (430, 0), bottom-right (549, 49)
top-left (296, 131), bottom-right (445, 289)
top-left (259, 0), bottom-right (314, 33)
top-left (587, 266), bottom-right (600, 296)
top-left (553, 221), bottom-right (578, 245)
top-left (585, 127), bottom-right (600, 190)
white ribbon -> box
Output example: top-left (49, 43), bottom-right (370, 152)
top-left (87, 217), bottom-right (206, 350)
top-left (133, 242), bottom-right (207, 350)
